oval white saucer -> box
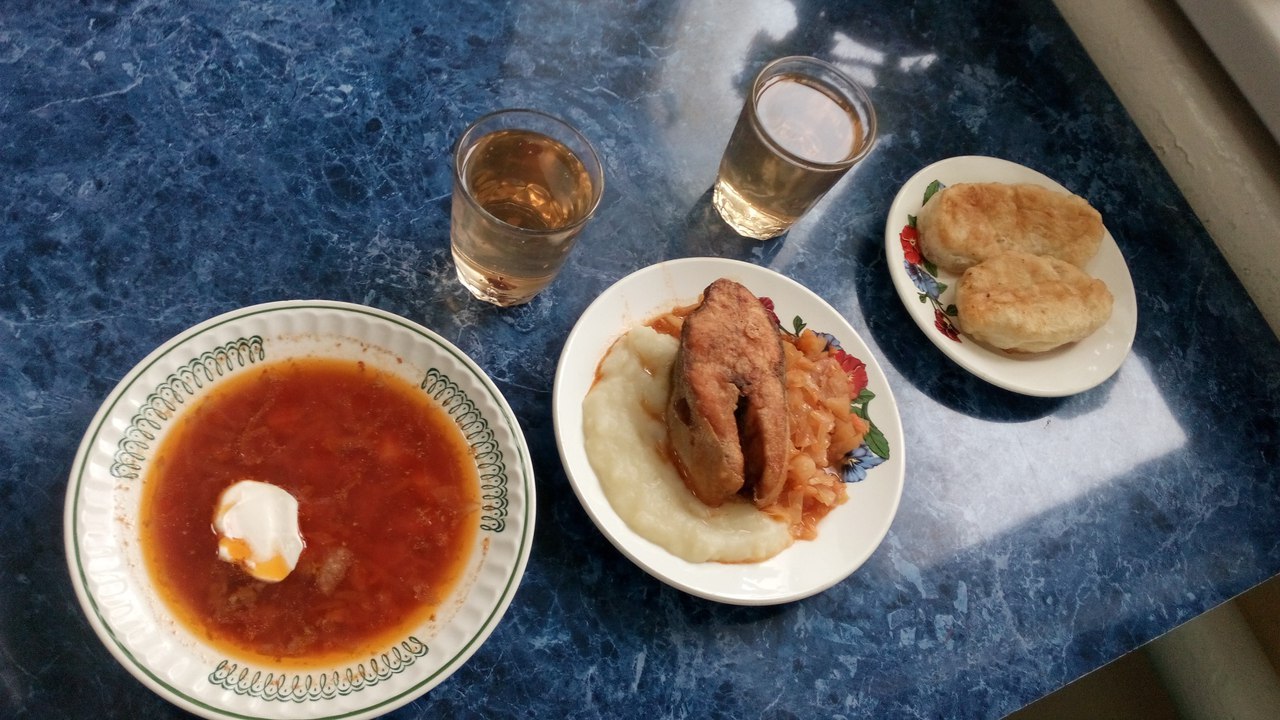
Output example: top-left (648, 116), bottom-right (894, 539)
top-left (884, 155), bottom-right (1138, 397)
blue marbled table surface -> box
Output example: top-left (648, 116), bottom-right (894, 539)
top-left (3, 1), bottom-right (1279, 718)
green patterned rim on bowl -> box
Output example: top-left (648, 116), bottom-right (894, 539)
top-left (63, 300), bottom-right (535, 720)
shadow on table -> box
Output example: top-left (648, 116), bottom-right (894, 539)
top-left (670, 186), bottom-right (786, 266)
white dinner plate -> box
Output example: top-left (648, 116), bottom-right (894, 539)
top-left (884, 156), bottom-right (1138, 397)
top-left (552, 258), bottom-right (905, 606)
top-left (64, 300), bottom-right (535, 720)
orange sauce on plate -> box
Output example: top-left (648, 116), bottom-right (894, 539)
top-left (140, 357), bottom-right (480, 668)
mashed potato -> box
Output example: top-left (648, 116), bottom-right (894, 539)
top-left (583, 326), bottom-right (792, 564)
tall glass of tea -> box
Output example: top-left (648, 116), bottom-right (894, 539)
top-left (712, 56), bottom-right (877, 240)
top-left (450, 109), bottom-right (604, 306)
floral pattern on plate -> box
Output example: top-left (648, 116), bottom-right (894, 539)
top-left (761, 297), bottom-right (891, 482)
top-left (898, 180), bottom-right (961, 343)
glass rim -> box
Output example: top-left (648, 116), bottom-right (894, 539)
top-left (452, 108), bottom-right (605, 237)
top-left (747, 55), bottom-right (878, 171)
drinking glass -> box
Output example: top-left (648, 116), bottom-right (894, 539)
top-left (450, 109), bottom-right (604, 306)
top-left (713, 56), bottom-right (877, 240)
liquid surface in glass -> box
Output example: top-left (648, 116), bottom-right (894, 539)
top-left (755, 74), bottom-right (861, 164)
top-left (463, 129), bottom-right (593, 231)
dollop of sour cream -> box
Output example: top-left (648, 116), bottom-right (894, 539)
top-left (213, 480), bottom-right (305, 583)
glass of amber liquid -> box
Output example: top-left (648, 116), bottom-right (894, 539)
top-left (450, 109), bottom-right (604, 306)
top-left (713, 56), bottom-right (877, 240)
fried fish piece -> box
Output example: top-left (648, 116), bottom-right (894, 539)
top-left (917, 182), bottom-right (1104, 273)
top-left (666, 279), bottom-right (789, 508)
top-left (955, 251), bottom-right (1113, 353)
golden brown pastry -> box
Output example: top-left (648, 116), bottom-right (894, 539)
top-left (955, 251), bottom-right (1113, 353)
top-left (917, 182), bottom-right (1104, 273)
top-left (666, 279), bottom-right (789, 508)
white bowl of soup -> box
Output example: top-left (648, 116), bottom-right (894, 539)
top-left (64, 301), bottom-right (535, 719)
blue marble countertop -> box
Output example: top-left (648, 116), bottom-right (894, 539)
top-left (3, 1), bottom-right (1279, 718)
